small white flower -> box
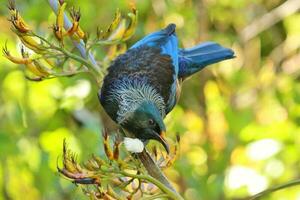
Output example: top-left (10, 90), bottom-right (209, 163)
top-left (123, 137), bottom-right (144, 153)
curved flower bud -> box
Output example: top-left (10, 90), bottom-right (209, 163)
top-left (103, 130), bottom-right (114, 160)
top-left (3, 45), bottom-right (31, 65)
top-left (52, 24), bottom-right (63, 42)
top-left (122, 6), bottom-right (138, 41)
top-left (21, 47), bottom-right (50, 77)
top-left (3, 45), bottom-right (47, 77)
top-left (67, 7), bottom-right (85, 40)
top-left (100, 19), bottom-right (127, 45)
top-left (96, 7), bottom-right (138, 45)
top-left (13, 31), bottom-right (47, 53)
top-left (54, 2), bottom-right (67, 43)
top-left (67, 7), bottom-right (80, 36)
top-left (106, 19), bottom-right (127, 43)
top-left (9, 11), bottom-right (31, 33)
top-left (96, 9), bottom-right (128, 44)
top-left (7, 1), bottom-right (30, 33)
top-left (97, 9), bottom-right (122, 40)
top-left (57, 2), bottom-right (66, 32)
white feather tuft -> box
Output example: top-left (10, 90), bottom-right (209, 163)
top-left (123, 137), bottom-right (144, 153)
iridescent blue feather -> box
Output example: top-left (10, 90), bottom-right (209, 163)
top-left (130, 24), bottom-right (234, 111)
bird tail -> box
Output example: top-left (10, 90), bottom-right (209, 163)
top-left (178, 42), bottom-right (235, 78)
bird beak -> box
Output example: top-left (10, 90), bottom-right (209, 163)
top-left (157, 131), bottom-right (170, 154)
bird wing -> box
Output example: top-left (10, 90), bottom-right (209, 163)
top-left (130, 23), bottom-right (179, 76)
top-left (178, 42), bottom-right (235, 79)
top-left (130, 24), bottom-right (179, 113)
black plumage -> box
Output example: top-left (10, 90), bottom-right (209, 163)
top-left (99, 45), bottom-right (175, 122)
top-left (98, 24), bottom-right (234, 152)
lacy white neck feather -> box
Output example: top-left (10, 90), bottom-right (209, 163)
top-left (108, 78), bottom-right (166, 123)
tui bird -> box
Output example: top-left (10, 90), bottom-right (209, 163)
top-left (99, 24), bottom-right (234, 153)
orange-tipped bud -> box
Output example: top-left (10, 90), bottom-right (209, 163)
top-left (3, 45), bottom-right (48, 77)
top-left (57, 2), bottom-right (66, 30)
top-left (53, 24), bottom-right (63, 41)
top-left (7, 1), bottom-right (30, 33)
top-left (66, 21), bottom-right (79, 36)
top-left (3, 46), bottom-right (32, 65)
top-left (9, 11), bottom-right (31, 33)
top-left (103, 130), bottom-right (114, 160)
top-left (55, 2), bottom-right (67, 43)
top-left (20, 46), bottom-right (47, 77)
top-left (62, 140), bottom-right (83, 173)
top-left (113, 140), bottom-right (120, 160)
top-left (14, 32), bottom-right (46, 53)
top-left (67, 7), bottom-right (81, 37)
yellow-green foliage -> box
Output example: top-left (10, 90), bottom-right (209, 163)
top-left (1, 0), bottom-right (300, 199)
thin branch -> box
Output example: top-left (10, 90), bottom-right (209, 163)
top-left (240, 0), bottom-right (300, 42)
top-left (245, 179), bottom-right (300, 200)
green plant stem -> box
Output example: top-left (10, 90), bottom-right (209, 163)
top-left (59, 48), bottom-right (99, 75)
top-left (101, 169), bottom-right (182, 200)
top-left (248, 179), bottom-right (300, 200)
top-left (32, 33), bottom-right (103, 83)
top-left (33, 34), bottom-right (92, 69)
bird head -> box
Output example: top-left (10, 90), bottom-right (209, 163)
top-left (121, 101), bottom-right (169, 153)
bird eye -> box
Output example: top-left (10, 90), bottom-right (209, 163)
top-left (148, 119), bottom-right (155, 126)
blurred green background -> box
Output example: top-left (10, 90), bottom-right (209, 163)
top-left (1, 0), bottom-right (300, 199)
